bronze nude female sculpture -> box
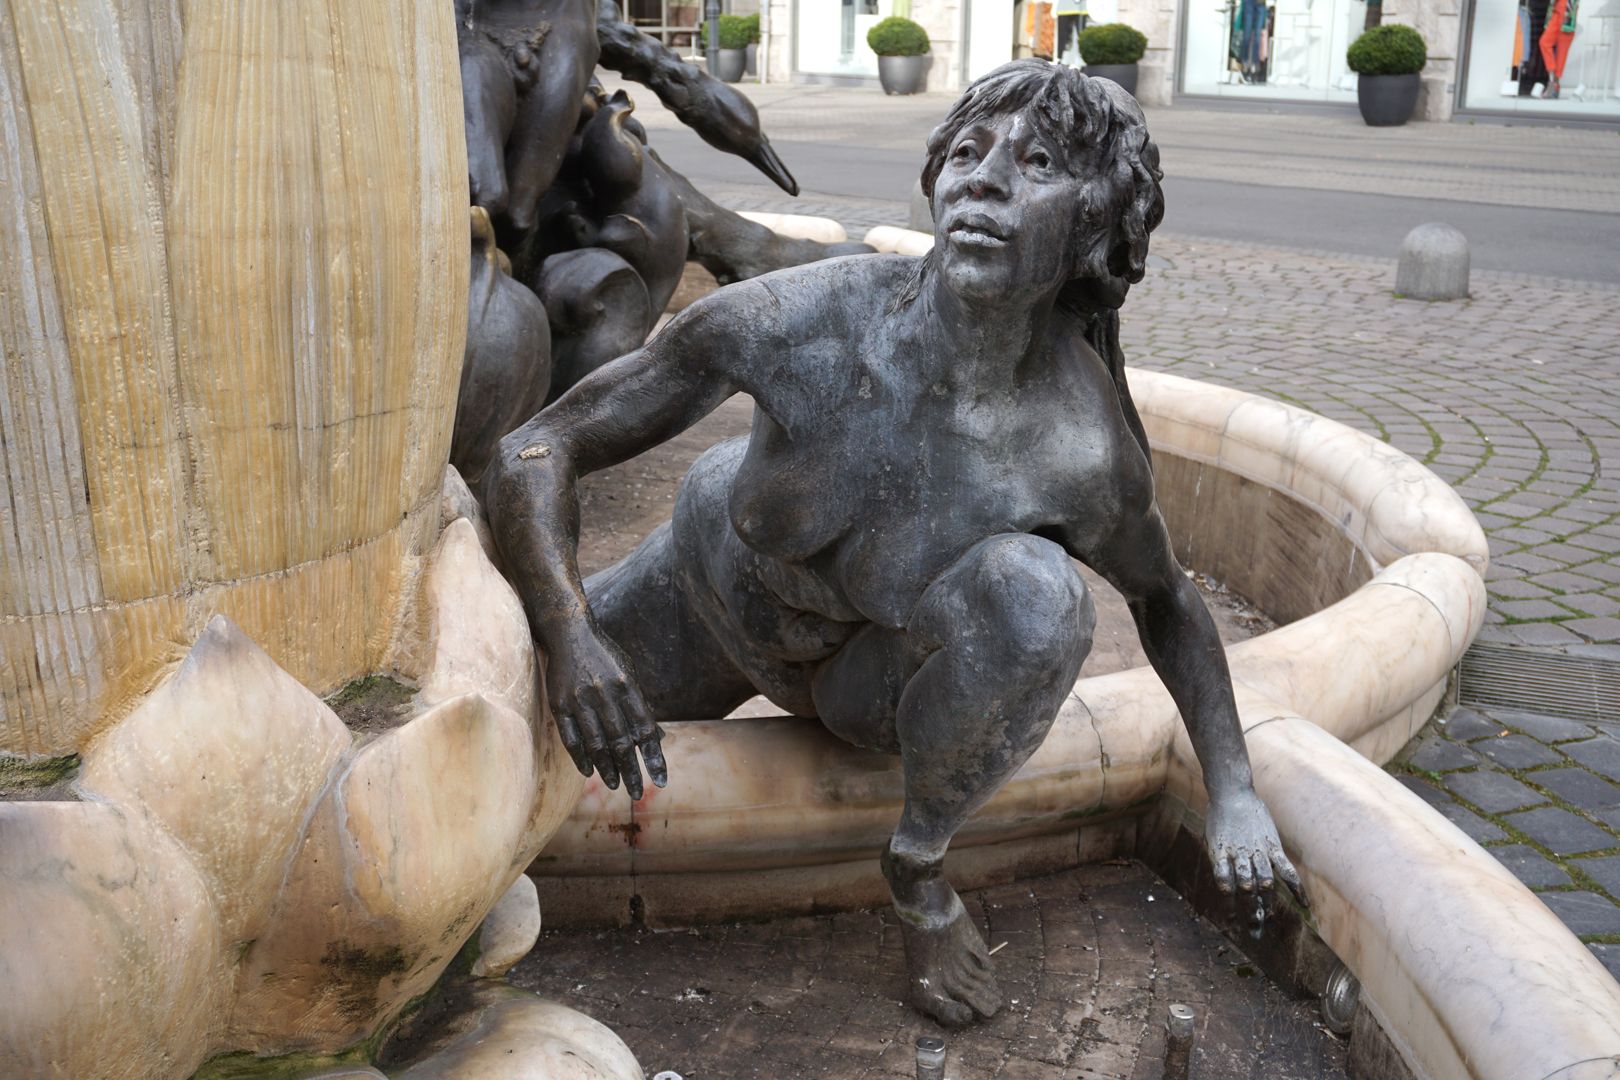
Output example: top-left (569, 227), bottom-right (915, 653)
top-left (487, 61), bottom-right (1304, 1027)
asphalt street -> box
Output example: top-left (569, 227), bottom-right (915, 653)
top-left (649, 125), bottom-right (1620, 284)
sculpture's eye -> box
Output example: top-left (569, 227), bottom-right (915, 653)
top-left (952, 142), bottom-right (977, 163)
top-left (1027, 150), bottom-right (1051, 170)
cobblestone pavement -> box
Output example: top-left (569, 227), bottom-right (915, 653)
top-left (1394, 705), bottom-right (1620, 979)
top-left (1124, 237), bottom-right (1620, 653)
top-left (510, 863), bottom-right (1348, 1079)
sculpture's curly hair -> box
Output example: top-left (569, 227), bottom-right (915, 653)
top-left (917, 59), bottom-right (1164, 314)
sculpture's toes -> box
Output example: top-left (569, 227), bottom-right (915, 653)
top-left (913, 984), bottom-right (975, 1029)
top-left (949, 951), bottom-right (1002, 1020)
top-left (901, 903), bottom-right (1003, 1027)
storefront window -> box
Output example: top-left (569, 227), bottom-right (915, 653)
top-left (1462, 0), bottom-right (1620, 117)
top-left (797, 0), bottom-right (890, 77)
top-left (1013, 0), bottom-right (1119, 63)
top-left (1180, 0), bottom-right (1368, 101)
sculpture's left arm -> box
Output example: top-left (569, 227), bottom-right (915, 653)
top-left (594, 0), bottom-right (799, 194)
top-left (1074, 499), bottom-right (1306, 904)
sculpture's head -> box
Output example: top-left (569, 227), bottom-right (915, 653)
top-left (918, 60), bottom-right (1163, 312)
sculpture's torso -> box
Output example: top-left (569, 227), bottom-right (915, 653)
top-left (684, 257), bottom-right (1150, 639)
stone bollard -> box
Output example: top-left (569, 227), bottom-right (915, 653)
top-left (1395, 223), bottom-right (1470, 300)
top-left (910, 178), bottom-right (934, 233)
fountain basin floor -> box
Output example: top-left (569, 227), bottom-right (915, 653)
top-left (509, 862), bottom-right (1346, 1079)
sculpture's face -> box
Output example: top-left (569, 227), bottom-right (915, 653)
top-left (933, 110), bottom-right (1087, 306)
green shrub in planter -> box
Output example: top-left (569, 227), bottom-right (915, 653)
top-left (1346, 24), bottom-right (1427, 76)
top-left (700, 14), bottom-right (753, 51)
top-left (1077, 23), bottom-right (1147, 66)
top-left (740, 12), bottom-right (760, 44)
top-left (866, 16), bottom-right (930, 57)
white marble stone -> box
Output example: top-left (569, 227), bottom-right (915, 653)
top-left (1, 511), bottom-right (583, 1073)
top-left (1242, 719), bottom-right (1620, 1080)
top-left (736, 211), bottom-right (846, 243)
top-left (473, 874), bottom-right (543, 978)
top-left (392, 987), bottom-right (641, 1080)
top-left (861, 225), bottom-right (935, 257)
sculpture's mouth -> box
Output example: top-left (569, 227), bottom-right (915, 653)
top-left (947, 212), bottom-right (1008, 249)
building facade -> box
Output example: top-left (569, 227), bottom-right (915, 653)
top-left (754, 0), bottom-right (1620, 123)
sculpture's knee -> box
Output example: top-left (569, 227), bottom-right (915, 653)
top-left (913, 534), bottom-right (1094, 682)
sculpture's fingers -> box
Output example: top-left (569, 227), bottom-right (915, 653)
top-left (640, 730), bottom-right (668, 789)
top-left (577, 704), bottom-right (620, 790)
top-left (623, 685), bottom-right (668, 789)
top-left (1253, 852), bottom-right (1275, 893)
top-left (1272, 848), bottom-right (1309, 907)
top-left (599, 694), bottom-right (643, 802)
top-left (1233, 850), bottom-right (1255, 893)
top-left (1211, 847), bottom-right (1235, 894)
top-left (554, 711), bottom-right (593, 777)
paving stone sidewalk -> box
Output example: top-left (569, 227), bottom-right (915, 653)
top-left (1395, 705), bottom-right (1620, 978)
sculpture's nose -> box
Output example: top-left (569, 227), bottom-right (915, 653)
top-left (965, 142), bottom-right (1014, 201)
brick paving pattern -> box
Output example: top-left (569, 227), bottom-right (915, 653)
top-left (510, 864), bottom-right (1347, 1079)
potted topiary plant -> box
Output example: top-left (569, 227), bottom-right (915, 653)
top-left (743, 12), bottom-right (761, 77)
top-left (703, 14), bottom-right (752, 83)
top-left (1347, 23), bottom-right (1427, 126)
top-left (1078, 23), bottom-right (1148, 97)
top-left (867, 15), bottom-right (930, 95)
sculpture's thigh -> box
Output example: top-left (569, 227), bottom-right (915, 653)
top-left (812, 533), bottom-right (1097, 765)
top-left (894, 533), bottom-right (1097, 840)
top-left (811, 624), bottom-right (912, 754)
top-left (585, 521), bottom-right (756, 721)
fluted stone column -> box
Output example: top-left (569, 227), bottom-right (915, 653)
top-left (0, 0), bottom-right (469, 757)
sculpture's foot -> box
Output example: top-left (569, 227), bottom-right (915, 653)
top-left (897, 893), bottom-right (1001, 1027)
top-left (884, 852), bottom-right (1001, 1028)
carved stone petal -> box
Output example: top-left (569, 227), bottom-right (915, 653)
top-left (410, 516), bottom-right (582, 855)
top-left (78, 614), bottom-right (351, 947)
top-left (0, 802), bottom-right (227, 1080)
top-left (471, 874), bottom-right (542, 978)
top-left (416, 518), bottom-right (539, 724)
top-left (392, 985), bottom-right (641, 1079)
top-left (230, 692), bottom-right (540, 1052)
top-left (438, 465), bottom-right (499, 566)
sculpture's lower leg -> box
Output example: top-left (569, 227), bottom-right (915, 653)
top-left (882, 534), bottom-right (1095, 1027)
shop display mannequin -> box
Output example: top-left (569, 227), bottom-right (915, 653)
top-left (1541, 0), bottom-right (1581, 97)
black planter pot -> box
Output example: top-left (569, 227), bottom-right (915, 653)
top-left (746, 41), bottom-right (757, 76)
top-left (1356, 72), bottom-right (1421, 126)
top-left (877, 54), bottom-right (928, 95)
top-left (1081, 62), bottom-right (1139, 97)
top-left (716, 48), bottom-right (747, 83)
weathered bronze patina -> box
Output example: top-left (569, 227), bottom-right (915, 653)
top-left (489, 61), bottom-right (1304, 1028)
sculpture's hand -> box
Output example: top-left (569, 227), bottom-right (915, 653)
top-left (547, 625), bottom-right (667, 800)
top-left (1203, 786), bottom-right (1306, 906)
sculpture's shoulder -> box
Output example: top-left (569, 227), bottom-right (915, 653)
top-left (734, 253), bottom-right (917, 335)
